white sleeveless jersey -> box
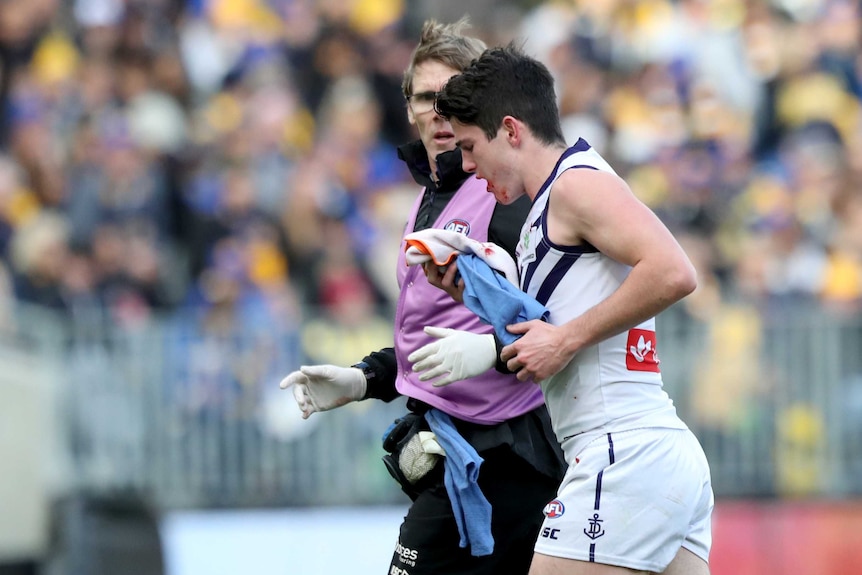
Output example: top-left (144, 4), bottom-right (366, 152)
top-left (516, 140), bottom-right (687, 456)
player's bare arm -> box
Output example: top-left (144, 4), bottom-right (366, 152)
top-left (549, 168), bottom-right (696, 339)
top-left (503, 168), bottom-right (696, 381)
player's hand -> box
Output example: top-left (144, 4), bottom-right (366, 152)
top-left (423, 260), bottom-right (465, 304)
top-left (279, 365), bottom-right (367, 419)
top-left (408, 326), bottom-right (496, 386)
top-left (501, 321), bottom-right (573, 382)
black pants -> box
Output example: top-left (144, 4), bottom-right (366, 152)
top-left (388, 446), bottom-right (558, 575)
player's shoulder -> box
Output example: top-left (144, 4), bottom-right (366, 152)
top-left (558, 163), bottom-right (622, 184)
top-left (553, 166), bottom-right (628, 200)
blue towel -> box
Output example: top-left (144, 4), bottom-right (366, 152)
top-left (458, 253), bottom-right (549, 345)
top-left (424, 409), bottom-right (494, 556)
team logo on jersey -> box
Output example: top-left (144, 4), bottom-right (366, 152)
top-left (543, 499), bottom-right (565, 518)
top-left (443, 219), bottom-right (470, 235)
top-left (625, 329), bottom-right (660, 372)
top-left (583, 513), bottom-right (605, 540)
top-left (519, 225), bottom-right (539, 266)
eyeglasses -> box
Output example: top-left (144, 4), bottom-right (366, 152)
top-left (406, 91), bottom-right (440, 115)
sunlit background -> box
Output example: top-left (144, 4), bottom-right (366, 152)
top-left (0, 0), bottom-right (861, 574)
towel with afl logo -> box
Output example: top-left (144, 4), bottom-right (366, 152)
top-left (404, 228), bottom-right (519, 286)
top-left (404, 228), bottom-right (548, 345)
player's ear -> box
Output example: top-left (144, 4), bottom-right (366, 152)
top-left (407, 104), bottom-right (416, 126)
top-left (502, 116), bottom-right (520, 145)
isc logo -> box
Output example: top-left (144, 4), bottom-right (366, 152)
top-left (541, 527), bottom-right (560, 540)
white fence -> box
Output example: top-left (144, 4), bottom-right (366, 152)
top-left (4, 301), bottom-right (862, 517)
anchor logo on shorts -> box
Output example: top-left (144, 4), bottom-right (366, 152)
top-left (583, 513), bottom-right (605, 540)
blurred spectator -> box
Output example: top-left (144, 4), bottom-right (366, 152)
top-left (6, 0), bottom-right (859, 327)
top-left (690, 303), bottom-right (777, 495)
top-left (821, 184), bottom-right (862, 310)
top-left (0, 154), bottom-right (39, 259)
top-left (776, 402), bottom-right (826, 496)
top-left (9, 210), bottom-right (71, 310)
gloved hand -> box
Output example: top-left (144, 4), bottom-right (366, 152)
top-left (408, 326), bottom-right (497, 387)
top-left (279, 365), bottom-right (367, 419)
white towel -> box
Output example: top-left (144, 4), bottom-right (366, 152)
top-left (404, 229), bottom-right (519, 287)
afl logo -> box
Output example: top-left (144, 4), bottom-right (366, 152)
top-left (543, 500), bottom-right (565, 519)
top-left (444, 219), bottom-right (470, 235)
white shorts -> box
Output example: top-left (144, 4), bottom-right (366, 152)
top-left (534, 427), bottom-right (714, 572)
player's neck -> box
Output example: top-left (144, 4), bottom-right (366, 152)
top-left (524, 143), bottom-right (568, 201)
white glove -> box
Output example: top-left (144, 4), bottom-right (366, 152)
top-left (408, 326), bottom-right (497, 387)
top-left (279, 364), bottom-right (367, 419)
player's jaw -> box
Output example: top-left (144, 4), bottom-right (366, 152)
top-left (479, 176), bottom-right (515, 205)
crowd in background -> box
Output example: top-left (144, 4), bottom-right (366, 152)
top-left (0, 0), bottom-right (859, 331)
top-left (0, 0), bottom-right (861, 499)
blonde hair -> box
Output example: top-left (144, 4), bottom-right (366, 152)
top-left (401, 17), bottom-right (487, 98)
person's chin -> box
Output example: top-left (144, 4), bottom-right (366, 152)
top-left (487, 184), bottom-right (510, 204)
